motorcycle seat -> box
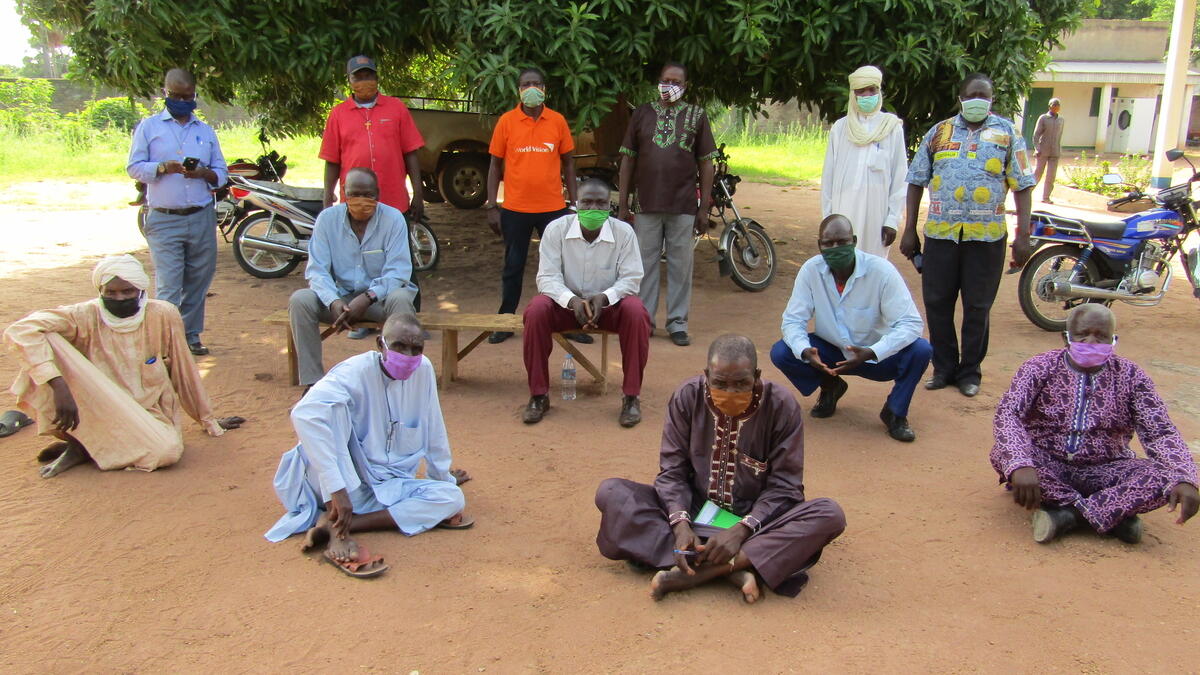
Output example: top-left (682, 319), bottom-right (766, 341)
top-left (1079, 217), bottom-right (1127, 240)
top-left (296, 200), bottom-right (325, 217)
top-left (1036, 210), bottom-right (1126, 240)
top-left (244, 178), bottom-right (325, 202)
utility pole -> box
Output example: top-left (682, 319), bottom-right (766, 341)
top-left (1150, 0), bottom-right (1196, 189)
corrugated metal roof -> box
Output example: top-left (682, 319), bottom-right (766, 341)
top-left (1035, 60), bottom-right (1200, 85)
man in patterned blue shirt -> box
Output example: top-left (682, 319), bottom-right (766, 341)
top-left (900, 73), bottom-right (1034, 398)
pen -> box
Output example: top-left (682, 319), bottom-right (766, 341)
top-left (672, 549), bottom-right (697, 556)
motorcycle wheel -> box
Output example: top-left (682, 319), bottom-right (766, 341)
top-left (232, 213), bottom-right (304, 279)
top-left (410, 221), bottom-right (439, 272)
top-left (1017, 244), bottom-right (1108, 332)
top-left (727, 219), bottom-right (776, 292)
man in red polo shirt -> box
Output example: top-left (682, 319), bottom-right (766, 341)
top-left (484, 67), bottom-right (578, 344)
top-left (320, 55), bottom-right (425, 222)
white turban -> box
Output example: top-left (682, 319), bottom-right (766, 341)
top-left (93, 254), bottom-right (150, 293)
top-left (844, 65), bottom-right (901, 146)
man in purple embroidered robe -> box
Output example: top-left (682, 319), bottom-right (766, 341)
top-left (991, 305), bottom-right (1198, 544)
top-left (594, 334), bottom-right (846, 602)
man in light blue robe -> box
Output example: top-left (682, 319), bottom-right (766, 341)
top-left (265, 313), bottom-right (470, 575)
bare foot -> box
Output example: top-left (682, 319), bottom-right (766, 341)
top-left (451, 467), bottom-right (472, 486)
top-left (39, 441), bottom-right (87, 479)
top-left (728, 570), bottom-right (761, 604)
top-left (650, 567), bottom-right (701, 601)
top-left (36, 441), bottom-right (70, 463)
top-left (325, 535), bottom-right (359, 564)
top-left (300, 512), bottom-right (332, 553)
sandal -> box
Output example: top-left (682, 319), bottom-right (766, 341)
top-left (0, 410), bottom-right (33, 438)
top-left (323, 545), bottom-right (389, 579)
top-left (436, 512), bottom-right (476, 530)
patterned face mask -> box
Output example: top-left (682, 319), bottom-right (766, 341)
top-left (658, 83), bottom-right (685, 103)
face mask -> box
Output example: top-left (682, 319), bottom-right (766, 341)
top-left (577, 209), bottom-right (608, 231)
top-left (520, 86), bottom-right (545, 107)
top-left (856, 94), bottom-right (880, 113)
top-left (164, 98), bottom-right (196, 118)
top-left (102, 295), bottom-right (142, 318)
top-left (820, 243), bottom-right (856, 271)
top-left (710, 385), bottom-right (753, 417)
top-left (960, 98), bottom-right (991, 123)
top-left (659, 83), bottom-right (685, 103)
top-left (350, 79), bottom-right (378, 101)
top-left (381, 349), bottom-right (422, 380)
top-left (346, 196), bottom-right (377, 222)
top-left (1066, 335), bottom-right (1115, 369)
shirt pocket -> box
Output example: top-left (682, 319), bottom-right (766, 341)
top-left (140, 357), bottom-right (168, 391)
top-left (390, 421), bottom-right (424, 457)
top-left (362, 249), bottom-right (385, 279)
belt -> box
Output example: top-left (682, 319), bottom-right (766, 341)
top-left (152, 206), bottom-right (205, 216)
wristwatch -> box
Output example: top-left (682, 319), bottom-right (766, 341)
top-left (365, 290), bottom-right (378, 304)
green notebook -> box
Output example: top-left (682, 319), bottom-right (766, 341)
top-left (694, 500), bottom-right (742, 529)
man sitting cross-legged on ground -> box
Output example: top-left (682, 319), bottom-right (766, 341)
top-left (265, 313), bottom-right (473, 578)
top-left (595, 334), bottom-right (846, 602)
top-left (522, 178), bottom-right (651, 427)
top-left (991, 304), bottom-right (1198, 544)
top-left (3, 255), bottom-right (244, 478)
top-left (770, 214), bottom-right (930, 442)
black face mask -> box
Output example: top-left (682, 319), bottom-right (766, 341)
top-left (102, 296), bottom-right (141, 318)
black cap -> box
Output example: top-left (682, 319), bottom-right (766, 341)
top-left (346, 55), bottom-right (377, 75)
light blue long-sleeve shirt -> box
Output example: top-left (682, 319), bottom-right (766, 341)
top-left (305, 202), bottom-right (413, 307)
top-left (126, 108), bottom-right (228, 209)
top-left (781, 249), bottom-right (924, 363)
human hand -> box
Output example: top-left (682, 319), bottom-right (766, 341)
top-left (49, 377), bottom-right (79, 432)
top-left (802, 347), bottom-right (837, 378)
top-left (1010, 467), bottom-right (1042, 510)
top-left (159, 160), bottom-right (185, 176)
top-left (407, 201), bottom-right (424, 224)
top-left (899, 228), bottom-right (919, 259)
top-left (833, 345), bottom-right (876, 375)
top-left (487, 208), bottom-right (501, 237)
top-left (671, 521), bottom-right (701, 574)
top-left (1010, 235), bottom-right (1032, 268)
top-left (183, 166), bottom-right (215, 183)
top-left (881, 226), bottom-right (897, 247)
top-left (323, 190), bottom-right (336, 209)
top-left (584, 293), bottom-right (608, 329)
top-left (345, 293), bottom-right (373, 323)
top-left (327, 488), bottom-right (354, 539)
top-left (696, 523), bottom-right (750, 568)
top-left (1167, 483), bottom-right (1199, 524)
top-left (217, 416), bottom-right (246, 430)
top-left (568, 296), bottom-right (590, 326)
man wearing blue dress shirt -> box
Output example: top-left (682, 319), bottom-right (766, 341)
top-left (770, 215), bottom-right (930, 442)
top-left (288, 168), bottom-right (416, 389)
top-left (126, 69), bottom-right (228, 356)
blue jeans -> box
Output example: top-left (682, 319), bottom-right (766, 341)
top-left (770, 335), bottom-right (932, 418)
top-left (143, 204), bottom-right (217, 343)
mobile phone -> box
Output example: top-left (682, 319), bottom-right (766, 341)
top-left (182, 157), bottom-right (200, 171)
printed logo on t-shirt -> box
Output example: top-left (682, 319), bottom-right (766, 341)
top-left (515, 144), bottom-right (555, 153)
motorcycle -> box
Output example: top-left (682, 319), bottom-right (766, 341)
top-left (698, 144), bottom-right (777, 291)
top-left (227, 174), bottom-right (440, 279)
top-left (1016, 148), bottom-right (1200, 332)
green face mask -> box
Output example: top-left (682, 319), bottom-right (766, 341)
top-left (577, 209), bottom-right (608, 231)
top-left (820, 243), bottom-right (856, 271)
top-left (520, 86), bottom-right (545, 107)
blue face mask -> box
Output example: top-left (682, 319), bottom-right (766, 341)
top-left (856, 94), bottom-right (880, 113)
top-left (960, 98), bottom-right (991, 123)
top-left (164, 98), bottom-right (197, 118)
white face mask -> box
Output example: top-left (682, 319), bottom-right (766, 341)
top-left (658, 83), bottom-right (685, 103)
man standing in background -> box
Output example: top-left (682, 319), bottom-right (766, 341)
top-left (1033, 98), bottom-right (1064, 204)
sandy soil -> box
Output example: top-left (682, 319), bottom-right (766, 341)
top-left (0, 178), bottom-right (1197, 673)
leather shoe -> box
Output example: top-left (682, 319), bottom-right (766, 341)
top-left (879, 406), bottom-right (916, 442)
top-left (669, 331), bottom-right (691, 347)
top-left (188, 341), bottom-right (209, 356)
top-left (565, 332), bottom-right (594, 344)
top-left (1109, 515), bottom-right (1143, 544)
top-left (1032, 505), bottom-right (1080, 543)
top-left (488, 331), bottom-right (513, 344)
top-left (810, 376), bottom-right (847, 418)
top-left (522, 395), bottom-right (549, 424)
top-left (924, 373), bottom-right (951, 390)
top-left (619, 395), bottom-right (642, 427)
top-left (958, 381), bottom-right (980, 397)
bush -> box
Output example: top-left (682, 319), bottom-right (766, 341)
top-left (1065, 151), bottom-right (1152, 198)
top-left (0, 77), bottom-right (59, 134)
top-left (79, 97), bottom-right (149, 132)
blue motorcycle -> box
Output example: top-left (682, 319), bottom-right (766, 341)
top-left (1017, 148), bottom-right (1200, 331)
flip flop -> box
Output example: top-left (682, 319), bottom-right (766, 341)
top-left (437, 513), bottom-right (476, 530)
top-left (0, 411), bottom-right (33, 438)
top-left (323, 545), bottom-right (389, 579)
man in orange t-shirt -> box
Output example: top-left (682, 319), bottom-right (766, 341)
top-left (320, 55), bottom-right (426, 221)
top-left (484, 67), bottom-right (578, 344)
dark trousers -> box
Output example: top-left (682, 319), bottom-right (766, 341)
top-left (522, 295), bottom-right (651, 397)
top-left (921, 236), bottom-right (1006, 385)
top-left (498, 207), bottom-right (572, 314)
top-left (770, 335), bottom-right (931, 418)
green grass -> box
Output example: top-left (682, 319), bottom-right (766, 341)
top-left (717, 123), bottom-right (827, 185)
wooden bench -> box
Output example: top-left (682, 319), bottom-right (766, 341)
top-left (263, 310), bottom-right (613, 391)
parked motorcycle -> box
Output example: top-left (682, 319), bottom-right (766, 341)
top-left (1016, 148), bottom-right (1200, 332)
top-left (699, 144), bottom-right (777, 291)
top-left (227, 175), bottom-right (440, 279)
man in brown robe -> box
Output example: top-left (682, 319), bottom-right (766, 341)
top-left (594, 334), bottom-right (846, 602)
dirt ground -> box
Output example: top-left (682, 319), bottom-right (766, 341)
top-left (0, 178), bottom-right (1197, 673)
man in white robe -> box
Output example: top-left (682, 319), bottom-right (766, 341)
top-left (820, 65), bottom-right (908, 258)
top-left (265, 313), bottom-right (471, 578)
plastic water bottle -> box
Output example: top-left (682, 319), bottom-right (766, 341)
top-left (561, 353), bottom-right (577, 400)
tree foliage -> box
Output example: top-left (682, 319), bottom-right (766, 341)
top-left (23, 0), bottom-right (1082, 144)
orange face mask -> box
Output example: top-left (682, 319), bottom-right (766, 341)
top-left (709, 386), bottom-right (753, 417)
top-left (350, 79), bottom-right (378, 100)
top-left (346, 196), bottom-right (377, 222)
